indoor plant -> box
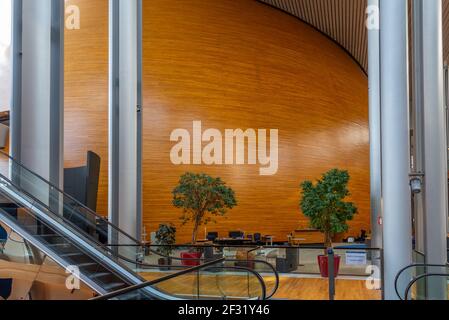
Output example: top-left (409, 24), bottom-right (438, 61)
top-left (173, 172), bottom-right (237, 264)
top-left (299, 169), bottom-right (358, 277)
top-left (155, 223), bottom-right (177, 270)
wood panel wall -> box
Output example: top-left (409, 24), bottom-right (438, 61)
top-left (64, 0), bottom-right (370, 244)
top-left (64, 0), bottom-right (109, 216)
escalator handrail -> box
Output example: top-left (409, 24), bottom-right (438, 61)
top-left (91, 257), bottom-right (266, 301)
top-left (0, 151), bottom-right (141, 245)
top-left (92, 258), bottom-right (226, 300)
top-left (394, 263), bottom-right (449, 300)
top-left (108, 244), bottom-right (280, 299)
top-left (0, 172), bottom-right (149, 284)
top-left (221, 259), bottom-right (279, 300)
top-left (404, 272), bottom-right (449, 301)
top-left (122, 256), bottom-right (279, 299)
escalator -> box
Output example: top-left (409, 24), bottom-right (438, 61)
top-left (92, 258), bottom-right (267, 300)
top-left (395, 263), bottom-right (449, 300)
top-left (0, 152), bottom-right (268, 300)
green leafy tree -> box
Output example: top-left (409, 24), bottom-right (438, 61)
top-left (155, 223), bottom-right (177, 257)
top-left (299, 169), bottom-right (358, 249)
top-left (173, 172), bottom-right (237, 244)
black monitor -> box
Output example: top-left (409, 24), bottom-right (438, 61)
top-left (207, 232), bottom-right (219, 241)
top-left (229, 231), bottom-right (244, 239)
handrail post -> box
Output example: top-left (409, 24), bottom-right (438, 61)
top-left (328, 248), bottom-right (335, 300)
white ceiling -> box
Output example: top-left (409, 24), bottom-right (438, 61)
top-left (259, 0), bottom-right (449, 74)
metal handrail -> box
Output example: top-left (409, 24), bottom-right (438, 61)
top-left (105, 242), bottom-right (383, 251)
top-left (91, 258), bottom-right (267, 301)
top-left (404, 272), bottom-right (449, 301)
top-left (111, 246), bottom-right (280, 299)
top-left (0, 151), bottom-right (141, 245)
top-left (0, 173), bottom-right (140, 268)
top-left (394, 263), bottom-right (449, 300)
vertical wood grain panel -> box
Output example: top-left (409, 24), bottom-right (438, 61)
top-left (141, 0), bottom-right (370, 243)
top-left (64, 0), bottom-right (109, 216)
top-left (64, 0), bottom-right (371, 243)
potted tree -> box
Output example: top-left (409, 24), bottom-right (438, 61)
top-left (173, 172), bottom-right (237, 265)
top-left (155, 223), bottom-right (176, 270)
top-left (299, 169), bottom-right (358, 278)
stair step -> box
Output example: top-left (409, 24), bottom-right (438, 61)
top-left (77, 262), bottom-right (98, 269)
top-left (47, 243), bottom-right (71, 248)
top-left (89, 272), bottom-right (112, 280)
top-left (102, 282), bottom-right (128, 291)
top-left (60, 252), bottom-right (84, 258)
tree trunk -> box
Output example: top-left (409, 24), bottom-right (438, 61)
top-left (324, 232), bottom-right (332, 255)
top-left (192, 220), bottom-right (200, 244)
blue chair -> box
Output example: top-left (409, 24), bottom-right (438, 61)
top-left (0, 225), bottom-right (7, 253)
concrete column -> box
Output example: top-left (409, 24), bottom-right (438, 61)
top-left (109, 0), bottom-right (142, 242)
top-left (379, 0), bottom-right (413, 300)
top-left (367, 0), bottom-right (383, 252)
top-left (421, 0), bottom-right (448, 300)
top-left (10, 0), bottom-right (64, 202)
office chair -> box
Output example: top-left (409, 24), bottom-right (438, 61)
top-left (254, 233), bottom-right (262, 243)
top-left (229, 231), bottom-right (244, 239)
top-left (207, 232), bottom-right (218, 242)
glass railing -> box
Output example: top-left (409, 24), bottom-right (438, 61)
top-left (0, 221), bottom-right (96, 300)
top-left (91, 258), bottom-right (267, 300)
top-left (98, 244), bottom-right (280, 299)
top-left (0, 189), bottom-right (133, 293)
top-left (404, 273), bottom-right (449, 300)
top-left (108, 242), bottom-right (383, 300)
top-left (395, 254), bottom-right (449, 300)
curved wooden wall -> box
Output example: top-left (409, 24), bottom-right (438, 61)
top-left (65, 0), bottom-right (370, 243)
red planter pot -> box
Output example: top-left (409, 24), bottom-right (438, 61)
top-left (318, 255), bottom-right (341, 278)
top-left (181, 252), bottom-right (203, 266)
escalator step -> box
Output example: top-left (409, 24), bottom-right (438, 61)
top-left (89, 272), bottom-right (112, 280)
top-left (102, 282), bottom-right (128, 291)
top-left (47, 243), bottom-right (71, 248)
top-left (77, 262), bottom-right (98, 269)
top-left (36, 234), bottom-right (63, 243)
top-left (60, 252), bottom-right (83, 258)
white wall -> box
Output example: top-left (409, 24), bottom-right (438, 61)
top-left (0, 0), bottom-right (11, 111)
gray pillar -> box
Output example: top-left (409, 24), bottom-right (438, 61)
top-left (109, 0), bottom-right (142, 242)
top-left (367, 0), bottom-right (383, 252)
top-left (411, 0), bottom-right (426, 256)
top-left (10, 0), bottom-right (64, 194)
top-left (379, 0), bottom-right (413, 300)
top-left (421, 0), bottom-right (448, 300)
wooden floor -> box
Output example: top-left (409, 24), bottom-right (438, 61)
top-left (273, 277), bottom-right (381, 300)
top-left (141, 272), bottom-right (381, 300)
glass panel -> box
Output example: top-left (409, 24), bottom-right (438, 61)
top-left (396, 264), bottom-right (449, 300)
top-left (0, 152), bottom-right (143, 263)
top-left (0, 185), bottom-right (131, 294)
top-left (109, 265), bottom-right (265, 301)
top-left (0, 0), bottom-right (11, 114)
top-left (407, 274), bottom-right (449, 300)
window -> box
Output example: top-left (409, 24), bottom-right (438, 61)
top-left (0, 0), bottom-right (11, 111)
